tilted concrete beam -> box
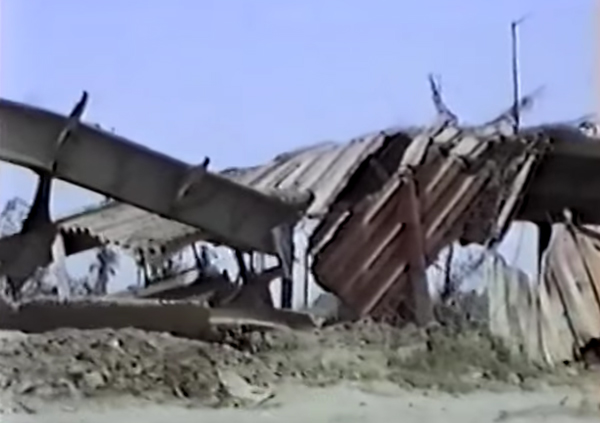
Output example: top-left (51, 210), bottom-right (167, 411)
top-left (0, 98), bottom-right (311, 254)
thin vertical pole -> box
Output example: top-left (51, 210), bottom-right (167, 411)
top-left (510, 16), bottom-right (529, 133)
top-left (510, 21), bottom-right (520, 133)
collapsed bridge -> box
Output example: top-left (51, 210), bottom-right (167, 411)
top-left (0, 91), bottom-right (599, 358)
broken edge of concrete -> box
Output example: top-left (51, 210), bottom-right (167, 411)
top-left (0, 297), bottom-right (319, 340)
top-left (0, 297), bottom-right (212, 339)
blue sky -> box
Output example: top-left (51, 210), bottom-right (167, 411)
top-left (0, 0), bottom-right (593, 286)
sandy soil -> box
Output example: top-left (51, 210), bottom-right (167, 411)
top-left (4, 383), bottom-right (600, 423)
top-left (0, 320), bottom-right (597, 421)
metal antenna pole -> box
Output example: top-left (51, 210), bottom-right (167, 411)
top-left (510, 21), bottom-right (519, 132)
top-left (510, 16), bottom-right (530, 133)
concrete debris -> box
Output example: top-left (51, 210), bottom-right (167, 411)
top-left (0, 97), bottom-right (309, 256)
top-left (0, 328), bottom-right (229, 411)
top-left (9, 105), bottom-right (600, 327)
top-left (3, 91), bottom-right (600, 408)
top-left (0, 319), bottom-right (583, 413)
top-left (0, 297), bottom-right (212, 339)
top-left (303, 292), bottom-right (358, 324)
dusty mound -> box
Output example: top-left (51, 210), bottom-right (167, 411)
top-left (221, 319), bottom-right (549, 391)
top-left (0, 320), bottom-right (570, 412)
top-left (0, 328), bottom-right (265, 410)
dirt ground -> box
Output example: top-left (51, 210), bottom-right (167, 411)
top-left (0, 320), bottom-right (597, 420)
top-left (5, 383), bottom-right (600, 423)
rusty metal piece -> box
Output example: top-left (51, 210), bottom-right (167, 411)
top-left (362, 172), bottom-right (432, 324)
top-left (311, 123), bottom-right (537, 322)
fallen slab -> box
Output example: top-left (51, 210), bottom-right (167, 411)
top-left (0, 298), bottom-right (212, 339)
top-left (0, 296), bottom-right (319, 340)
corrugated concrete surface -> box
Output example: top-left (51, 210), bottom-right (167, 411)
top-left (221, 131), bottom-right (403, 216)
top-left (56, 130), bottom-right (414, 257)
top-left (57, 203), bottom-right (201, 257)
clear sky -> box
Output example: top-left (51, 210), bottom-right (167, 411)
top-left (0, 0), bottom-right (593, 288)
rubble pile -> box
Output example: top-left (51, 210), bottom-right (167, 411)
top-left (0, 329), bottom-right (238, 409)
top-left (0, 318), bottom-right (576, 412)
top-left (221, 319), bottom-right (553, 391)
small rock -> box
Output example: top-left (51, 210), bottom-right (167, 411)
top-left (109, 338), bottom-right (122, 349)
top-left (565, 366), bottom-right (579, 377)
top-left (34, 384), bottom-right (63, 399)
top-left (395, 343), bottom-right (427, 361)
top-left (17, 380), bottom-right (36, 395)
top-left (469, 371), bottom-right (484, 380)
top-left (66, 363), bottom-right (87, 376)
top-left (58, 377), bottom-right (82, 399)
top-left (218, 369), bottom-right (273, 404)
top-left (82, 371), bottom-right (105, 390)
top-left (506, 373), bottom-right (522, 385)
